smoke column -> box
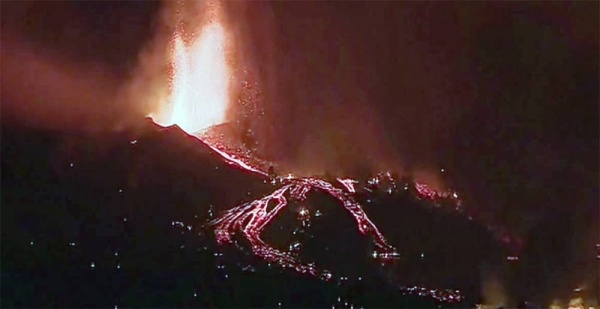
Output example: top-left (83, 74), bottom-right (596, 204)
top-left (220, 2), bottom-right (406, 177)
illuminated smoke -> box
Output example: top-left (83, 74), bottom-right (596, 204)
top-left (0, 31), bottom-right (135, 132)
top-left (1, 2), bottom-right (169, 133)
top-left (480, 265), bottom-right (508, 307)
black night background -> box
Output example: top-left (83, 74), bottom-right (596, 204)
top-left (1, 1), bottom-right (598, 308)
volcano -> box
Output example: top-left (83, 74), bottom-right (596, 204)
top-left (1, 118), bottom-right (520, 308)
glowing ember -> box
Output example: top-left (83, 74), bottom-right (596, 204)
top-left (152, 0), bottom-right (231, 134)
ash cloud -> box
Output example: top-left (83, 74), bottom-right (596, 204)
top-left (1, 1), bottom-right (166, 133)
top-left (222, 2), bottom-right (409, 178)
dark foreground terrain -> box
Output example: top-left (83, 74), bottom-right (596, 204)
top-left (1, 120), bottom-right (595, 308)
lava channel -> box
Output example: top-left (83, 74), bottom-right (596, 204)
top-left (206, 172), bottom-right (398, 280)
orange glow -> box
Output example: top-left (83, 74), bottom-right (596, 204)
top-left (152, 0), bottom-right (232, 134)
top-left (568, 298), bottom-right (585, 309)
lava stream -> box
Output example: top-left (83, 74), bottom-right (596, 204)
top-left (145, 0), bottom-right (404, 280)
top-left (200, 138), bottom-right (268, 177)
top-left (337, 177), bottom-right (358, 193)
top-left (208, 173), bottom-right (397, 279)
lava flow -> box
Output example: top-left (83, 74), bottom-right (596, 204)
top-left (147, 0), bottom-right (467, 281)
top-left (208, 175), bottom-right (398, 279)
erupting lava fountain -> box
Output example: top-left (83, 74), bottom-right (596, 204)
top-left (151, 0), bottom-right (231, 133)
top-left (147, 0), bottom-right (399, 280)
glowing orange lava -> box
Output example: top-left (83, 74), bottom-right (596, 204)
top-left (152, 0), bottom-right (231, 134)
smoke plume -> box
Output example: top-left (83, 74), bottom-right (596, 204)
top-left (0, 1), bottom-right (166, 133)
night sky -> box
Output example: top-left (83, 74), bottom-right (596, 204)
top-left (228, 2), bottom-right (599, 225)
top-left (1, 0), bottom-right (599, 304)
top-left (3, 0), bottom-right (597, 226)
